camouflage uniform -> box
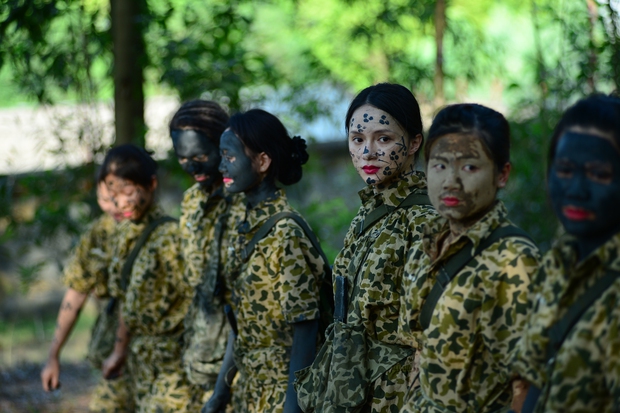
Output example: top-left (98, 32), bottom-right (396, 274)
top-left (223, 189), bottom-right (326, 413)
top-left (108, 205), bottom-right (201, 413)
top-left (179, 183), bottom-right (243, 398)
top-left (512, 232), bottom-right (620, 412)
top-left (62, 214), bottom-right (135, 413)
top-left (318, 171), bottom-right (436, 413)
top-left (400, 201), bottom-right (540, 413)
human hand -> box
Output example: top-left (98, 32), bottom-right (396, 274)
top-left (102, 351), bottom-right (126, 380)
top-left (41, 357), bottom-right (61, 391)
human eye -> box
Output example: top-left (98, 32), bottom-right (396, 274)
top-left (178, 157), bottom-right (188, 164)
top-left (193, 154), bottom-right (209, 162)
top-left (586, 163), bottom-right (613, 184)
top-left (554, 159), bottom-right (574, 178)
top-left (431, 162), bottom-right (446, 171)
top-left (462, 164), bottom-right (479, 172)
top-left (378, 135), bottom-right (392, 143)
top-left (349, 135), bottom-right (363, 144)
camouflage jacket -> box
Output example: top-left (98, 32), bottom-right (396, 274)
top-left (108, 205), bottom-right (190, 337)
top-left (401, 201), bottom-right (540, 413)
top-left (512, 232), bottom-right (620, 412)
top-left (330, 171), bottom-right (436, 412)
top-left (63, 213), bottom-right (117, 298)
top-left (223, 189), bottom-right (326, 385)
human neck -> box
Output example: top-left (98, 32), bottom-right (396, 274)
top-left (245, 179), bottom-right (278, 209)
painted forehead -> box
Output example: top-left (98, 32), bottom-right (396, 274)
top-left (555, 131), bottom-right (620, 159)
top-left (430, 133), bottom-right (486, 158)
top-left (349, 105), bottom-right (403, 134)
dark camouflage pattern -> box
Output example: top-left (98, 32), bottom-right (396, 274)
top-left (63, 213), bottom-right (117, 297)
top-left (88, 375), bottom-right (135, 413)
top-left (223, 190), bottom-right (327, 413)
top-left (179, 184), bottom-right (244, 389)
top-left (303, 172), bottom-right (436, 413)
top-left (401, 201), bottom-right (540, 413)
top-left (108, 205), bottom-right (200, 412)
top-left (512, 232), bottom-right (620, 412)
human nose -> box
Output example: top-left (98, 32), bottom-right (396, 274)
top-left (218, 158), bottom-right (227, 174)
top-left (362, 142), bottom-right (377, 160)
top-left (565, 171), bottom-right (589, 200)
top-left (186, 160), bottom-right (198, 175)
top-left (442, 166), bottom-right (462, 191)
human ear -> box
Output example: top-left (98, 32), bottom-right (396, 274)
top-left (496, 162), bottom-right (511, 188)
top-left (256, 152), bottom-right (272, 174)
top-left (408, 134), bottom-right (423, 156)
top-left (149, 176), bottom-right (159, 192)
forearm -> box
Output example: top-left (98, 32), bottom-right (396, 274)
top-left (48, 288), bottom-right (88, 359)
top-left (284, 319), bottom-right (319, 413)
top-left (113, 313), bottom-right (131, 356)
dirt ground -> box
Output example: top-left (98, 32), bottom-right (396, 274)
top-left (0, 361), bottom-right (98, 413)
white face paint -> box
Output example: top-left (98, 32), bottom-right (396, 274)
top-left (427, 133), bottom-right (507, 230)
top-left (348, 104), bottom-right (419, 190)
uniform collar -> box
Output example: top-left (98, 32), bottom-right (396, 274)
top-left (358, 170), bottom-right (428, 209)
top-left (237, 189), bottom-right (287, 235)
top-left (120, 204), bottom-right (167, 238)
top-left (423, 200), bottom-right (508, 265)
top-left (552, 231), bottom-right (620, 277)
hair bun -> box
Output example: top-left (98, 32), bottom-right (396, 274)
top-left (291, 136), bottom-right (309, 165)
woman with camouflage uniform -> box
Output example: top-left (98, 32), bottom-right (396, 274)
top-left (399, 104), bottom-right (540, 412)
top-left (169, 100), bottom-right (244, 402)
top-left (204, 109), bottom-right (327, 413)
top-left (100, 145), bottom-right (201, 413)
top-left (512, 95), bottom-right (620, 413)
top-left (41, 180), bottom-right (134, 412)
top-left (297, 83), bottom-right (436, 413)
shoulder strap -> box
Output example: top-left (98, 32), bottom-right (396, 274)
top-left (355, 190), bottom-right (431, 237)
top-left (120, 216), bottom-right (177, 291)
top-left (546, 269), bottom-right (620, 361)
top-left (419, 225), bottom-right (533, 330)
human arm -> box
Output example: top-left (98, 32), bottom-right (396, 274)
top-left (284, 319), bottom-right (319, 413)
top-left (41, 288), bottom-right (88, 391)
top-left (102, 312), bottom-right (131, 379)
top-left (202, 330), bottom-right (237, 413)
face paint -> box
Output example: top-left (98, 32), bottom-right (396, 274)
top-left (171, 129), bottom-right (221, 189)
top-left (548, 130), bottom-right (620, 254)
top-left (97, 181), bottom-right (123, 222)
top-left (348, 104), bottom-right (417, 190)
top-left (218, 129), bottom-right (261, 194)
top-left (427, 133), bottom-right (499, 229)
top-left (104, 173), bottom-right (155, 222)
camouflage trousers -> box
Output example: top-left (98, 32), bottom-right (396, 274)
top-left (89, 374), bottom-right (135, 413)
top-left (128, 335), bottom-right (203, 413)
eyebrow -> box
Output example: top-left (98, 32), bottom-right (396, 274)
top-left (430, 154), bottom-right (480, 161)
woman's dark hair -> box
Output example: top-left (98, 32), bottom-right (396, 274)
top-left (547, 94), bottom-right (620, 170)
top-left (345, 83), bottom-right (424, 160)
top-left (227, 109), bottom-right (308, 186)
top-left (169, 99), bottom-right (229, 145)
top-left (97, 144), bottom-right (158, 188)
top-left (425, 104), bottom-right (510, 171)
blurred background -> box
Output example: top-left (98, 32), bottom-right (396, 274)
top-left (0, 0), bottom-right (619, 410)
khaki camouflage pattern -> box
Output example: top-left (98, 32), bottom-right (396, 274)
top-left (223, 189), bottom-right (326, 413)
top-left (305, 172), bottom-right (436, 413)
top-left (400, 201), bottom-right (540, 413)
top-left (512, 232), bottom-right (620, 412)
top-left (63, 213), bottom-right (117, 297)
top-left (179, 184), bottom-right (245, 388)
top-left (108, 205), bottom-right (200, 412)
top-left (88, 374), bottom-right (135, 413)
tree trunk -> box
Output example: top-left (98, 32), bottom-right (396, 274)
top-left (606, 2), bottom-right (620, 92)
top-left (586, 0), bottom-right (598, 93)
top-left (434, 0), bottom-right (446, 107)
top-left (110, 0), bottom-right (147, 147)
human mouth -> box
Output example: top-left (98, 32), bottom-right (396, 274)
top-left (441, 196), bottom-right (460, 207)
top-left (563, 206), bottom-right (594, 221)
top-left (223, 177), bottom-right (234, 186)
top-left (122, 211), bottom-right (134, 218)
top-left (362, 165), bottom-right (380, 174)
top-left (194, 174), bottom-right (209, 182)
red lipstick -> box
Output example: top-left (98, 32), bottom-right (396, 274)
top-left (563, 206), bottom-right (594, 221)
top-left (362, 165), bottom-right (380, 174)
top-left (442, 197), bottom-right (460, 207)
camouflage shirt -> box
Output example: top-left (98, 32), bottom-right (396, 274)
top-left (401, 201), bottom-right (540, 413)
top-left (108, 205), bottom-right (190, 337)
top-left (512, 232), bottom-right (620, 412)
top-left (224, 189), bottom-right (326, 410)
top-left (63, 213), bottom-right (117, 298)
top-left (333, 171), bottom-right (436, 412)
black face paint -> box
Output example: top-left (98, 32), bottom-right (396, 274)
top-left (548, 131), bottom-right (620, 258)
top-left (171, 129), bottom-right (221, 190)
top-left (219, 130), bottom-right (261, 194)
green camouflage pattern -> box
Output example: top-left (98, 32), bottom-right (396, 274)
top-left (512, 232), bottom-right (620, 413)
top-left (88, 374), bottom-right (135, 413)
top-left (179, 184), bottom-right (245, 388)
top-left (223, 189), bottom-right (327, 413)
top-left (127, 335), bottom-right (203, 413)
top-left (63, 213), bottom-right (117, 297)
top-left (401, 201), bottom-right (540, 413)
top-left (108, 205), bottom-right (199, 411)
top-left (303, 172), bottom-right (436, 413)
